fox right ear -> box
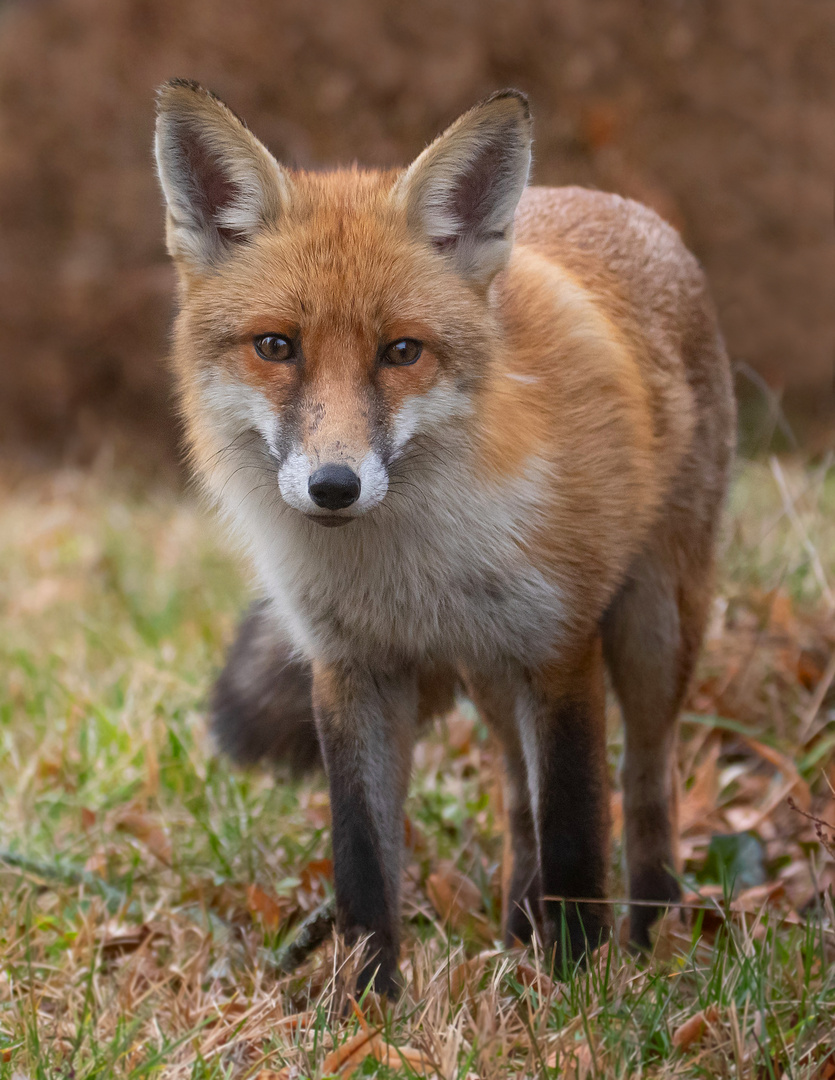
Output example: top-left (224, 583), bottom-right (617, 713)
top-left (154, 80), bottom-right (290, 270)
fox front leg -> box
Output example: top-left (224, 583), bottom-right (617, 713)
top-left (311, 660), bottom-right (418, 997)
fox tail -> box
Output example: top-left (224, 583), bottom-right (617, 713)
top-left (210, 600), bottom-right (322, 774)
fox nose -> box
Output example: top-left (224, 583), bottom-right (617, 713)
top-left (308, 464), bottom-right (361, 510)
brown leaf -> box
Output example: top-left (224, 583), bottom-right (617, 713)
top-left (798, 648), bottom-right (827, 690)
top-left (83, 850), bottom-right (109, 877)
top-left (744, 737), bottom-right (812, 813)
top-left (300, 857), bottom-right (333, 885)
top-left (99, 920), bottom-right (154, 958)
top-left (246, 883), bottom-right (283, 931)
top-left (112, 805), bottom-right (172, 864)
top-left (320, 1027), bottom-right (381, 1074)
top-left (403, 815), bottom-right (428, 852)
top-left (447, 950), bottom-right (501, 1000)
top-left (767, 590), bottom-right (796, 636)
top-left (372, 1038), bottom-right (437, 1074)
top-left (814, 1052), bottom-right (835, 1080)
top-left (514, 960), bottom-right (558, 998)
top-left (547, 1040), bottom-right (595, 1078)
top-left (680, 738), bottom-right (721, 832)
top-left (426, 862), bottom-right (492, 943)
top-left (672, 1005), bottom-right (719, 1050)
top-left (80, 807), bottom-right (96, 831)
top-left (732, 882), bottom-right (786, 913)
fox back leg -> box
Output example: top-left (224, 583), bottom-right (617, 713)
top-left (603, 539), bottom-right (716, 948)
top-left (467, 676), bottom-right (542, 946)
top-left (524, 641), bottom-right (613, 965)
top-left (476, 644), bottom-right (612, 967)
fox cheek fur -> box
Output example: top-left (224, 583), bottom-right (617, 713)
top-left (155, 81), bottom-right (735, 995)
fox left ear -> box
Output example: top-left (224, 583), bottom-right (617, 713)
top-left (394, 91), bottom-right (532, 287)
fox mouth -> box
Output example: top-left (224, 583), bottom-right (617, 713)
top-left (305, 513), bottom-right (356, 528)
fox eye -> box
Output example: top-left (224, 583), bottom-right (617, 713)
top-left (380, 339), bottom-right (422, 366)
top-left (253, 334), bottom-right (295, 362)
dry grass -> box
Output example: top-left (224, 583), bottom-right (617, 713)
top-left (1, 458), bottom-right (834, 1079)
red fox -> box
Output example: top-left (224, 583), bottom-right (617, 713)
top-left (155, 81), bottom-right (735, 994)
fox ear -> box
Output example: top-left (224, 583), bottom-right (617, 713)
top-left (394, 91), bottom-right (532, 287)
top-left (154, 80), bottom-right (290, 270)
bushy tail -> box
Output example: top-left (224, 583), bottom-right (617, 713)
top-left (210, 600), bottom-right (322, 774)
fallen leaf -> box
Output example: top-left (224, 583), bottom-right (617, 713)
top-left (246, 883), bottom-right (283, 931)
top-left (514, 960), bottom-right (558, 998)
top-left (743, 737), bottom-right (812, 813)
top-left (680, 738), bottom-right (721, 832)
top-left (112, 805), bottom-right (172, 864)
top-left (672, 1005), bottom-right (720, 1050)
top-left (426, 861), bottom-right (492, 942)
top-left (546, 1040), bottom-right (595, 1078)
top-left (372, 1038), bottom-right (437, 1075)
top-left (99, 921), bottom-right (154, 959)
top-left (320, 1027), bottom-right (381, 1075)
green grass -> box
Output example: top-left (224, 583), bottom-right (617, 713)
top-left (1, 461), bottom-right (834, 1078)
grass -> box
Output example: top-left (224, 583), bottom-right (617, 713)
top-left (0, 457), bottom-right (834, 1078)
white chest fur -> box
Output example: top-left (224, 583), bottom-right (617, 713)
top-left (220, 453), bottom-right (565, 669)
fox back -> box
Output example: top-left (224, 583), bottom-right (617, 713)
top-left (156, 83), bottom-right (734, 994)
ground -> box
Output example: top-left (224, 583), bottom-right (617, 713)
top-left (0, 459), bottom-right (834, 1079)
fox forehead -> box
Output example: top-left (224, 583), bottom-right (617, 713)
top-left (187, 168), bottom-right (481, 345)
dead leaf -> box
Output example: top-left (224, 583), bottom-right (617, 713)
top-left (299, 857), bottom-right (333, 887)
top-left (111, 804), bottom-right (172, 864)
top-left (744, 737), bottom-right (812, 812)
top-left (320, 1027), bottom-right (382, 1074)
top-left (514, 960), bottom-right (558, 998)
top-left (448, 954), bottom-right (489, 1001)
top-left (680, 738), bottom-right (721, 832)
top-left (404, 815), bottom-right (428, 852)
top-left (764, 588), bottom-right (795, 636)
top-left (426, 860), bottom-right (492, 943)
top-left (375, 1040), bottom-right (436, 1074)
top-left (546, 1039), bottom-right (595, 1078)
top-left (83, 849), bottom-right (109, 876)
top-left (672, 1005), bottom-right (719, 1050)
top-left (246, 883), bottom-right (283, 931)
top-left (99, 921), bottom-right (155, 959)
top-left (813, 1051), bottom-right (835, 1080)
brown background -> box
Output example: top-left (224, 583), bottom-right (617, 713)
top-left (0, 0), bottom-right (832, 470)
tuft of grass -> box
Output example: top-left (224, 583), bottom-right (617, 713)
top-left (1, 461), bottom-right (834, 1078)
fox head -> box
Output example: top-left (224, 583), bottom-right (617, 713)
top-left (155, 81), bottom-right (532, 526)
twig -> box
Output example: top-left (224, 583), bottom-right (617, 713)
top-left (787, 797), bottom-right (835, 859)
top-left (271, 897), bottom-right (336, 974)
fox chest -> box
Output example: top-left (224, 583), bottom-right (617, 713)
top-left (267, 521), bottom-right (565, 667)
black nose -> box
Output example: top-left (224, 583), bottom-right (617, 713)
top-left (308, 464), bottom-right (361, 510)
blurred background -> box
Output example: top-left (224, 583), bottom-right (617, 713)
top-left (0, 0), bottom-right (832, 473)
